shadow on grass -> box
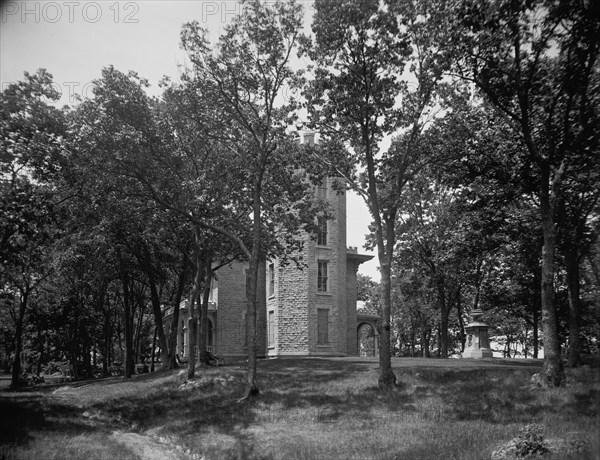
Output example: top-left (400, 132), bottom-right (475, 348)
top-left (0, 395), bottom-right (96, 445)
top-left (2, 357), bottom-right (597, 458)
top-left (82, 359), bottom-right (594, 431)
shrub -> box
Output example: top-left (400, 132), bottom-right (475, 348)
top-left (514, 424), bottom-right (548, 458)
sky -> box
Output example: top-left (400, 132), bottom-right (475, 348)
top-left (0, 0), bottom-right (380, 280)
top-left (0, 1), bottom-right (248, 101)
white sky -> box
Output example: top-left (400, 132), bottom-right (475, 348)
top-left (0, 0), bottom-right (380, 280)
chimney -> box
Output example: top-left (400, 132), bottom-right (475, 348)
top-left (302, 132), bottom-right (315, 145)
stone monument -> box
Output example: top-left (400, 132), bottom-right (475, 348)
top-left (462, 308), bottom-right (493, 358)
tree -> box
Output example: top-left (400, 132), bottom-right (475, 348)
top-left (304, 0), bottom-right (457, 387)
top-left (357, 274), bottom-right (379, 304)
top-left (69, 66), bottom-right (199, 377)
top-left (158, 77), bottom-right (250, 377)
top-left (391, 266), bottom-right (438, 357)
top-left (556, 153), bottom-right (600, 366)
top-left (395, 173), bottom-right (466, 358)
top-left (179, 0), bottom-right (324, 398)
top-left (0, 70), bottom-right (66, 388)
top-left (453, 0), bottom-right (600, 386)
top-left (417, 98), bottom-right (534, 356)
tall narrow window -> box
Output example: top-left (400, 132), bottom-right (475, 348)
top-left (268, 311), bottom-right (275, 346)
top-left (317, 260), bottom-right (328, 292)
top-left (209, 278), bottom-right (218, 302)
top-left (243, 269), bottom-right (250, 299)
top-left (317, 309), bottom-right (329, 344)
top-left (268, 263), bottom-right (275, 297)
top-left (242, 311), bottom-right (247, 347)
top-left (316, 180), bottom-right (327, 200)
top-left (317, 217), bottom-right (328, 246)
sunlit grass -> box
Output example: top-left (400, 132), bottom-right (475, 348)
top-left (1, 357), bottom-right (599, 460)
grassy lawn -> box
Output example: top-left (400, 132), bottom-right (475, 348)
top-left (1, 357), bottom-right (599, 460)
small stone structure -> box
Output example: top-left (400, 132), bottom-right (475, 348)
top-left (462, 308), bottom-right (493, 359)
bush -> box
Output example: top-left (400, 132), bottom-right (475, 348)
top-left (514, 424), bottom-right (548, 458)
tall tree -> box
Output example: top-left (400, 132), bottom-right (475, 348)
top-left (452, 0), bottom-right (600, 386)
top-left (556, 153), bottom-right (600, 366)
top-left (304, 0), bottom-right (455, 386)
top-left (69, 67), bottom-right (197, 376)
top-left (395, 174), bottom-right (466, 358)
top-left (179, 0), bottom-right (323, 398)
top-left (0, 70), bottom-right (66, 388)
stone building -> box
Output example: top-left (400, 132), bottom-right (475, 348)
top-left (164, 139), bottom-right (377, 362)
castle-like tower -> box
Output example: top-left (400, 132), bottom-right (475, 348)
top-left (165, 135), bottom-right (374, 362)
top-left (265, 175), bottom-right (371, 357)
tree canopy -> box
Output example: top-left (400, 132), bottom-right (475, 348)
top-left (2, 0), bottom-right (598, 392)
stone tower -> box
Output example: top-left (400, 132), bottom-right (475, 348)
top-left (266, 174), bottom-right (350, 357)
top-left (165, 133), bottom-right (373, 362)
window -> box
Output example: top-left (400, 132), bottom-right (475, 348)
top-left (317, 260), bottom-right (328, 292)
top-left (243, 269), bottom-right (250, 299)
top-left (209, 278), bottom-right (218, 302)
top-left (242, 311), bottom-right (247, 347)
top-left (316, 180), bottom-right (327, 200)
top-left (317, 309), bottom-right (329, 344)
top-left (317, 217), bottom-right (327, 246)
top-left (268, 311), bottom-right (275, 346)
top-left (268, 263), bottom-right (275, 297)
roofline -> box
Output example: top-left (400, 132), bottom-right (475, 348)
top-left (346, 252), bottom-right (374, 264)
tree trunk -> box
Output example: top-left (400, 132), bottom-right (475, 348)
top-left (36, 325), bottom-right (44, 377)
top-left (533, 306), bottom-right (539, 358)
top-left (422, 329), bottom-right (431, 358)
top-left (540, 164), bottom-right (565, 386)
top-left (241, 187), bottom-right (262, 399)
top-left (437, 275), bottom-right (449, 358)
top-left (378, 260), bottom-right (397, 388)
top-left (186, 287), bottom-right (198, 378)
top-left (457, 294), bottom-right (465, 353)
top-left (102, 306), bottom-right (111, 376)
top-left (148, 271), bottom-right (170, 367)
top-left (524, 324), bottom-right (529, 358)
top-left (187, 245), bottom-right (204, 379)
top-left (122, 275), bottom-right (134, 379)
top-left (167, 254), bottom-right (188, 370)
top-left (505, 335), bottom-right (511, 358)
top-left (186, 316), bottom-right (198, 378)
top-left (363, 124), bottom-right (396, 389)
top-left (565, 248), bottom-right (582, 367)
top-left (134, 299), bottom-right (145, 366)
top-left (199, 258), bottom-right (213, 365)
top-left (151, 326), bottom-right (157, 372)
top-left (11, 289), bottom-right (29, 389)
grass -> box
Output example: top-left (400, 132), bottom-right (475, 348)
top-left (1, 357), bottom-right (599, 460)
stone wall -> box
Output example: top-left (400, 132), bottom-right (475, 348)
top-left (267, 177), bottom-right (350, 357)
top-left (309, 177), bottom-right (348, 355)
top-left (269, 244), bottom-right (310, 355)
top-left (215, 261), bottom-right (266, 361)
top-left (208, 177), bottom-right (372, 359)
top-left (346, 259), bottom-right (359, 356)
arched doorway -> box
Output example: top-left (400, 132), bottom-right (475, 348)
top-left (358, 322), bottom-right (377, 357)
